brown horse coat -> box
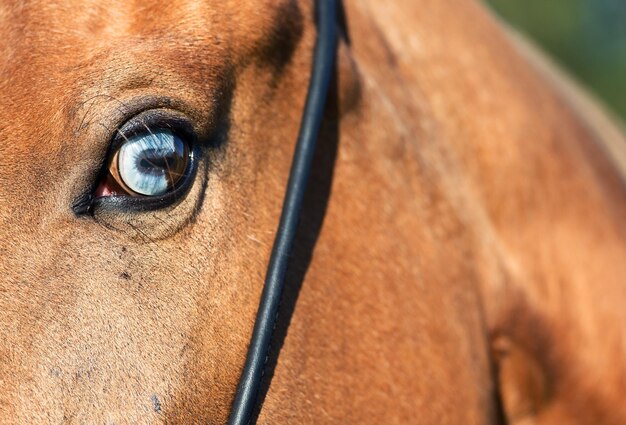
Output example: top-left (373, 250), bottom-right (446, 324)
top-left (0, 0), bottom-right (624, 423)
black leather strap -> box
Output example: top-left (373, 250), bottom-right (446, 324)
top-left (227, 1), bottom-right (339, 424)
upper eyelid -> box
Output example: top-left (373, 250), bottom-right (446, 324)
top-left (107, 110), bottom-right (198, 155)
top-left (71, 94), bottom-right (207, 163)
top-left (73, 93), bottom-right (209, 134)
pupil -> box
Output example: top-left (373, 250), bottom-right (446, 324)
top-left (138, 151), bottom-right (176, 172)
top-left (116, 130), bottom-right (190, 196)
top-left (133, 137), bottom-right (187, 186)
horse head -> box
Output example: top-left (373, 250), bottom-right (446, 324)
top-left (0, 0), bottom-right (625, 423)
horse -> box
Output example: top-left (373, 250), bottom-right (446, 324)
top-left (0, 0), bottom-right (625, 423)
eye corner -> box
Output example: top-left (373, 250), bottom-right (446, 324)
top-left (72, 192), bottom-right (95, 217)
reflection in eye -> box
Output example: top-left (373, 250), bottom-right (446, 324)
top-left (117, 130), bottom-right (188, 196)
top-left (100, 129), bottom-right (190, 198)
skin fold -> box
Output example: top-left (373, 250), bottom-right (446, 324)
top-left (0, 0), bottom-right (624, 423)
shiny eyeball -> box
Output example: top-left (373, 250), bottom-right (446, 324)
top-left (102, 129), bottom-right (190, 197)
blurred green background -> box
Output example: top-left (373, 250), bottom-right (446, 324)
top-left (485, 0), bottom-right (626, 121)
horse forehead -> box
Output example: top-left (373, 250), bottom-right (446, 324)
top-left (0, 0), bottom-right (303, 99)
top-left (0, 0), bottom-right (302, 154)
top-left (0, 0), bottom-right (292, 31)
top-left (0, 0), bottom-right (298, 60)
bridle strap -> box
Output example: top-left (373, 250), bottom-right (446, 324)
top-left (227, 1), bottom-right (339, 424)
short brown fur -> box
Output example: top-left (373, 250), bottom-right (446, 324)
top-left (0, 0), bottom-right (625, 424)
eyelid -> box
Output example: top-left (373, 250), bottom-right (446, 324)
top-left (109, 110), bottom-right (197, 154)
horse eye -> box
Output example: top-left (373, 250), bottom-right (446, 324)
top-left (96, 129), bottom-right (191, 198)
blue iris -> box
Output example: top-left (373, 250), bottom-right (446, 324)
top-left (118, 130), bottom-right (187, 196)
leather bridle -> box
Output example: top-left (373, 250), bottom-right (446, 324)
top-left (228, 1), bottom-right (339, 424)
